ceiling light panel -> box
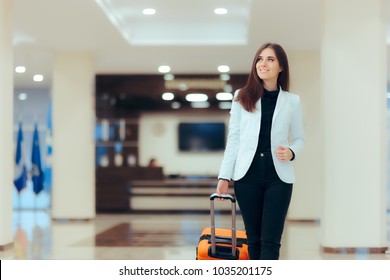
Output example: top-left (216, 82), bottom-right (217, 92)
top-left (158, 65), bottom-right (171, 73)
top-left (186, 93), bottom-right (208, 102)
top-left (18, 93), bottom-right (28, 101)
top-left (95, 0), bottom-right (252, 45)
top-left (214, 8), bottom-right (228, 15)
top-left (218, 65), bottom-right (230, 73)
top-left (216, 92), bottom-right (233, 101)
top-left (218, 102), bottom-right (232, 110)
top-left (220, 74), bottom-right (231, 81)
top-left (15, 66), bottom-right (26, 73)
top-left (171, 102), bottom-right (181, 109)
top-left (143, 8), bottom-right (156, 15)
top-left (162, 92), bottom-right (175, 100)
top-left (191, 101), bottom-right (210, 108)
top-left (33, 74), bottom-right (44, 82)
top-left (164, 73), bottom-right (175, 81)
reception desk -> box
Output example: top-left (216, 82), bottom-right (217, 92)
top-left (129, 178), bottom-right (235, 212)
top-left (96, 166), bottom-right (235, 212)
top-left (96, 166), bottom-right (164, 212)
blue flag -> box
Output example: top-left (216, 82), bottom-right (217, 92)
top-left (14, 122), bottom-right (27, 193)
top-left (44, 102), bottom-right (52, 192)
top-left (31, 123), bottom-right (44, 195)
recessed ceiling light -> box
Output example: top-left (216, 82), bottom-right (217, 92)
top-left (214, 8), bottom-right (228, 15)
top-left (186, 93), bottom-right (208, 102)
top-left (218, 65), bottom-right (230, 73)
top-left (158, 65), bottom-right (171, 73)
top-left (224, 84), bottom-right (233, 92)
top-left (143, 8), bottom-right (156, 15)
top-left (220, 73), bottom-right (230, 81)
top-left (178, 83), bottom-right (188, 91)
top-left (191, 101), bottom-right (210, 109)
top-left (15, 66), bottom-right (26, 73)
top-left (171, 102), bottom-right (181, 109)
top-left (216, 92), bottom-right (233, 101)
top-left (218, 102), bottom-right (232, 110)
top-left (33, 74), bottom-right (44, 82)
top-left (18, 92), bottom-right (28, 100)
top-left (162, 92), bottom-right (175, 101)
top-left (164, 73), bottom-right (175, 81)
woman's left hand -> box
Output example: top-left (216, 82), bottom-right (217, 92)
top-left (276, 146), bottom-right (292, 162)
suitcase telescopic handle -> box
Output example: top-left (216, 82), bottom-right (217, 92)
top-left (209, 193), bottom-right (237, 257)
top-left (209, 193), bottom-right (236, 203)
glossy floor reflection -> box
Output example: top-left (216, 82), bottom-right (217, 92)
top-left (1, 210), bottom-right (390, 260)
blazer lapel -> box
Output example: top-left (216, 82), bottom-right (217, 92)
top-left (272, 89), bottom-right (287, 125)
top-left (254, 98), bottom-right (262, 123)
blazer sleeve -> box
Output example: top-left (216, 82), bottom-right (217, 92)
top-left (288, 95), bottom-right (305, 159)
top-left (218, 90), bottom-right (241, 180)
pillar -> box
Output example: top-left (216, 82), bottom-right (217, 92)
top-left (321, 0), bottom-right (388, 252)
top-left (0, 0), bottom-right (14, 249)
top-left (51, 53), bottom-right (95, 220)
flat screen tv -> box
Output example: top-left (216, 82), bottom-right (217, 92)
top-left (178, 122), bottom-right (225, 152)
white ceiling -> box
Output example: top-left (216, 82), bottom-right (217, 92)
top-left (11, 0), bottom-right (390, 89)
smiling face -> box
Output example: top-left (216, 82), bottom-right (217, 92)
top-left (256, 47), bottom-right (283, 90)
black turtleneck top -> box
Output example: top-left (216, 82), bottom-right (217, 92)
top-left (257, 88), bottom-right (279, 153)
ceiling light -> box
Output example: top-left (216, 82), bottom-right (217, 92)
top-left (214, 8), bottom-right (228, 15)
top-left (224, 84), bottom-right (233, 92)
top-left (185, 93), bottom-right (208, 102)
top-left (18, 92), bottom-right (28, 101)
top-left (158, 65), bottom-right (171, 73)
top-left (15, 66), bottom-right (26, 73)
top-left (95, 0), bottom-right (250, 45)
top-left (164, 73), bottom-right (175, 81)
top-left (178, 83), bottom-right (188, 91)
top-left (143, 8), bottom-right (156, 15)
top-left (33, 74), bottom-right (44, 82)
top-left (171, 102), bottom-right (181, 109)
top-left (219, 102), bottom-right (232, 110)
top-left (216, 92), bottom-right (233, 101)
top-left (191, 101), bottom-right (210, 109)
top-left (162, 92), bottom-right (174, 101)
top-left (220, 73), bottom-right (230, 81)
top-left (218, 65), bottom-right (230, 73)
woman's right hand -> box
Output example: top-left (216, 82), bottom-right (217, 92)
top-left (216, 179), bottom-right (229, 200)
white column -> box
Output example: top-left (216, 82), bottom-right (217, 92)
top-left (51, 53), bottom-right (95, 220)
top-left (0, 0), bottom-right (14, 249)
top-left (288, 51), bottom-right (322, 220)
top-left (321, 0), bottom-right (388, 252)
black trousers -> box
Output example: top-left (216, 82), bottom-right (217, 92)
top-left (234, 152), bottom-right (292, 260)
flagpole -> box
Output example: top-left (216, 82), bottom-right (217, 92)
top-left (14, 121), bottom-right (27, 206)
top-left (32, 121), bottom-right (44, 201)
top-left (34, 119), bottom-right (38, 212)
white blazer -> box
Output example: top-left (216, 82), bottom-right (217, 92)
top-left (218, 88), bottom-right (304, 184)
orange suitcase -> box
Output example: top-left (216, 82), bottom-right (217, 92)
top-left (196, 193), bottom-right (249, 260)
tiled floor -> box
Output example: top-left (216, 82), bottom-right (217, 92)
top-left (1, 210), bottom-right (390, 260)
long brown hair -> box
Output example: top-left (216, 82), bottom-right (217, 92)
top-left (236, 43), bottom-right (290, 112)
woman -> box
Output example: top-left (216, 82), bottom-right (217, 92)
top-left (148, 158), bottom-right (159, 167)
top-left (216, 43), bottom-right (304, 260)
